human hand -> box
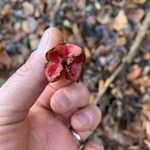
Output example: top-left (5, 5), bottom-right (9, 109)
top-left (0, 28), bottom-right (103, 150)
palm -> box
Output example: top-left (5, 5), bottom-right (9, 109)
top-left (27, 105), bottom-right (77, 150)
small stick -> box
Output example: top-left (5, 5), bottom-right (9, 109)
top-left (95, 10), bottom-right (150, 104)
top-left (50, 0), bottom-right (63, 26)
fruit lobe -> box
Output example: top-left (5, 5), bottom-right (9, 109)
top-left (45, 43), bottom-right (85, 82)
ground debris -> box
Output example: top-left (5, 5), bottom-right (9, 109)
top-left (0, 0), bottom-right (149, 149)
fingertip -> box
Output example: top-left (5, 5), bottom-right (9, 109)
top-left (37, 27), bottom-right (64, 55)
top-left (50, 82), bottom-right (90, 115)
top-left (71, 104), bottom-right (101, 131)
top-left (46, 27), bottom-right (64, 47)
top-left (50, 89), bottom-right (71, 114)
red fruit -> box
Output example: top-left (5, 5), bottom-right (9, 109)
top-left (45, 43), bottom-right (85, 82)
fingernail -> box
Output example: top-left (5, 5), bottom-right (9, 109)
top-left (56, 93), bottom-right (71, 110)
top-left (37, 30), bottom-right (50, 52)
top-left (75, 113), bottom-right (91, 126)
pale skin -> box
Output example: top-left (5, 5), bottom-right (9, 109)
top-left (0, 28), bottom-right (104, 150)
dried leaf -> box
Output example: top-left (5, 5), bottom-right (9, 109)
top-left (0, 47), bottom-right (12, 69)
top-left (127, 8), bottom-right (145, 23)
top-left (127, 66), bottom-right (142, 81)
top-left (124, 87), bottom-right (137, 95)
top-left (113, 36), bottom-right (127, 46)
top-left (22, 1), bottom-right (34, 16)
top-left (74, 0), bottom-right (86, 9)
top-left (112, 10), bottom-right (128, 31)
top-left (133, 0), bottom-right (147, 4)
top-left (96, 45), bottom-right (111, 55)
top-left (134, 76), bottom-right (150, 87)
top-left (22, 17), bottom-right (37, 33)
top-left (144, 140), bottom-right (150, 149)
top-left (107, 58), bottom-right (120, 73)
top-left (145, 121), bottom-right (150, 140)
top-left (103, 126), bottom-right (135, 145)
top-left (86, 37), bottom-right (96, 49)
top-left (0, 3), bottom-right (11, 16)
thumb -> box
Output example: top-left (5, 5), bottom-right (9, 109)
top-left (0, 27), bottom-right (64, 125)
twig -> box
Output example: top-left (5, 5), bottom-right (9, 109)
top-left (50, 0), bottom-right (63, 26)
top-left (95, 10), bottom-right (150, 104)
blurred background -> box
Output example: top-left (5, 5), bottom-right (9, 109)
top-left (0, 0), bottom-right (150, 149)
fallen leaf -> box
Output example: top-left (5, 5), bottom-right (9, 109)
top-left (74, 0), bottom-right (86, 9)
top-left (143, 105), bottom-right (150, 119)
top-left (113, 36), bottom-right (127, 46)
top-left (22, 1), bottom-right (34, 16)
top-left (133, 0), bottom-right (147, 4)
top-left (112, 10), bottom-right (128, 31)
top-left (22, 17), bottom-right (37, 33)
top-left (141, 34), bottom-right (150, 52)
top-left (134, 76), bottom-right (150, 87)
top-left (127, 66), bottom-right (142, 81)
top-left (102, 126), bottom-right (135, 146)
top-left (107, 57), bottom-right (121, 73)
top-left (86, 37), bottom-right (96, 49)
top-left (0, 46), bottom-right (12, 69)
top-left (144, 140), bottom-right (150, 149)
top-left (127, 8), bottom-right (145, 23)
top-left (0, 3), bottom-right (11, 16)
top-left (72, 24), bottom-right (81, 38)
top-left (145, 121), bottom-right (150, 140)
top-left (124, 87), bottom-right (137, 95)
top-left (13, 32), bottom-right (26, 42)
top-left (96, 45), bottom-right (111, 55)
